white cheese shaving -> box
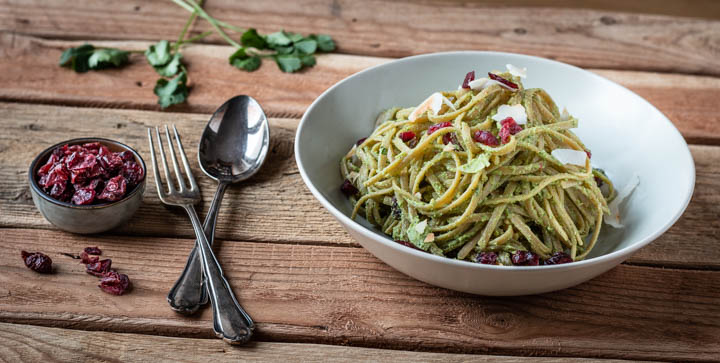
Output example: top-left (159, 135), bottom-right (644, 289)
top-left (551, 148), bottom-right (587, 166)
top-left (468, 77), bottom-right (489, 90)
top-left (409, 92), bottom-right (455, 121)
top-left (414, 192), bottom-right (422, 199)
top-left (604, 174), bottom-right (640, 228)
top-left (491, 104), bottom-right (527, 125)
top-left (424, 232), bottom-right (435, 243)
top-left (414, 219), bottom-right (427, 234)
top-left (560, 107), bottom-right (570, 121)
top-left (506, 64), bottom-right (527, 78)
top-left (442, 144), bottom-right (455, 152)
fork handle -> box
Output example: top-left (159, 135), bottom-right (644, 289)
top-left (183, 204), bottom-right (254, 345)
top-left (167, 182), bottom-right (229, 314)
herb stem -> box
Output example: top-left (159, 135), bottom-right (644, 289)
top-left (172, 0), bottom-right (242, 48)
top-left (178, 30), bottom-right (213, 46)
top-left (174, 0), bottom-right (203, 53)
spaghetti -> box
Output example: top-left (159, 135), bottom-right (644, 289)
top-left (340, 68), bottom-right (615, 266)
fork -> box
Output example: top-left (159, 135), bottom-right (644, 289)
top-left (148, 125), bottom-right (254, 345)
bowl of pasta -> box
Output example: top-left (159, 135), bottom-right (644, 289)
top-left (295, 51), bottom-right (694, 295)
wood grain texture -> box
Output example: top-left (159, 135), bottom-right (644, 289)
top-left (0, 228), bottom-right (718, 361)
top-left (1, 1), bottom-right (719, 75)
top-left (1, 33), bottom-right (720, 144)
top-left (0, 102), bottom-right (718, 268)
top-left (0, 323), bottom-right (632, 363)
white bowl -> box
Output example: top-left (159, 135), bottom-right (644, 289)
top-left (295, 51), bottom-right (695, 296)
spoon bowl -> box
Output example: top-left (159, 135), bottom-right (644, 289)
top-left (199, 95), bottom-right (270, 183)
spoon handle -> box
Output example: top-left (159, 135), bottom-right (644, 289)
top-left (183, 204), bottom-right (254, 344)
top-left (167, 182), bottom-right (229, 314)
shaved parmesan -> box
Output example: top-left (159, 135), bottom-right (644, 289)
top-left (468, 77), bottom-right (489, 90)
top-left (560, 107), bottom-right (570, 121)
top-left (442, 144), bottom-right (455, 152)
top-left (506, 64), bottom-right (527, 78)
top-left (491, 104), bottom-right (527, 125)
top-left (414, 219), bottom-right (428, 234)
top-left (604, 174), bottom-right (640, 228)
top-left (414, 192), bottom-right (422, 199)
top-left (409, 92), bottom-right (455, 121)
top-left (551, 148), bottom-right (587, 166)
top-left (424, 232), bottom-right (436, 243)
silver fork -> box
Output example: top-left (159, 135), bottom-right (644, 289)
top-left (148, 125), bottom-right (254, 345)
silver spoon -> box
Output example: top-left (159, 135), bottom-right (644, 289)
top-left (167, 95), bottom-right (270, 318)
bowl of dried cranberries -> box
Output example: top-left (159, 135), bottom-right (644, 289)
top-left (28, 138), bottom-right (146, 234)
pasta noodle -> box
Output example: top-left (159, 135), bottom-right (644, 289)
top-left (340, 69), bottom-right (615, 265)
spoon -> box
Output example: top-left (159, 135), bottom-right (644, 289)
top-left (167, 95), bottom-right (270, 317)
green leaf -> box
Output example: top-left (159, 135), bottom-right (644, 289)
top-left (88, 48), bottom-right (130, 68)
top-left (299, 54), bottom-right (316, 67)
top-left (459, 154), bottom-right (491, 173)
top-left (313, 34), bottom-right (336, 52)
top-left (228, 48), bottom-right (261, 71)
top-left (240, 28), bottom-right (267, 49)
top-left (287, 32), bottom-right (304, 43)
top-left (59, 44), bottom-right (95, 73)
top-left (274, 46), bottom-right (295, 55)
top-left (266, 31), bottom-right (291, 48)
top-left (275, 55), bottom-right (302, 73)
top-left (294, 39), bottom-right (317, 54)
top-left (153, 71), bottom-right (189, 108)
top-left (155, 53), bottom-right (183, 77)
top-left (145, 40), bottom-right (172, 67)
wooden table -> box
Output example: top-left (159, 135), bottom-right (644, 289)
top-left (1, 1), bottom-right (719, 361)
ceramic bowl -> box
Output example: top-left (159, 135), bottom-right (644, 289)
top-left (295, 51), bottom-right (695, 296)
top-left (28, 137), bottom-right (146, 234)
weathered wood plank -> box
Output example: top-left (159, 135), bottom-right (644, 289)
top-left (0, 229), bottom-right (718, 361)
top-left (1, 34), bottom-right (719, 144)
top-left (0, 322), bottom-right (633, 363)
top-left (0, 103), bottom-right (718, 268)
top-left (1, 1), bottom-right (719, 75)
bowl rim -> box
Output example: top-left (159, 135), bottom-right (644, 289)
top-left (28, 137), bottom-right (147, 209)
top-left (295, 50), bottom-right (696, 271)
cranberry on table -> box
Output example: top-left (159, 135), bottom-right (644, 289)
top-left (99, 271), bottom-right (131, 295)
top-left (21, 251), bottom-right (53, 273)
top-left (86, 259), bottom-right (112, 277)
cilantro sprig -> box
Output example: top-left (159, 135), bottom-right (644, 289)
top-left (58, 0), bottom-right (336, 108)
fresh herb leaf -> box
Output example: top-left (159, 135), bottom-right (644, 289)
top-left (87, 48), bottom-right (130, 68)
top-left (153, 71), bottom-right (189, 108)
top-left (274, 45), bottom-right (295, 55)
top-left (266, 31), bottom-right (291, 47)
top-left (313, 34), bottom-right (336, 52)
top-left (228, 48), bottom-right (261, 71)
top-left (240, 28), bottom-right (267, 49)
top-left (299, 54), bottom-right (316, 67)
top-left (286, 32), bottom-right (304, 43)
top-left (294, 39), bottom-right (317, 54)
top-left (145, 40), bottom-right (172, 67)
top-left (59, 44), bottom-right (129, 73)
top-left (275, 55), bottom-right (302, 73)
top-left (155, 53), bottom-right (183, 77)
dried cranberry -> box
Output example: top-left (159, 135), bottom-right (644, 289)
top-left (398, 131), bottom-right (416, 142)
top-left (442, 132), bottom-right (461, 145)
top-left (71, 187), bottom-right (96, 205)
top-left (461, 71), bottom-right (475, 89)
top-left (52, 145), bottom-right (67, 158)
top-left (395, 240), bottom-right (419, 250)
top-left (543, 252), bottom-right (573, 265)
top-left (41, 163), bottom-right (69, 188)
top-left (38, 154), bottom-right (59, 177)
top-left (82, 142), bottom-right (102, 154)
top-left (21, 251), bottom-right (53, 273)
top-left (49, 181), bottom-right (71, 202)
top-left (474, 130), bottom-right (500, 146)
top-left (86, 259), bottom-right (112, 277)
top-left (80, 251), bottom-right (99, 264)
top-left (84, 246), bottom-right (102, 255)
top-left (340, 179), bottom-right (359, 197)
top-left (499, 117), bottom-right (522, 144)
top-left (488, 72), bottom-right (519, 90)
top-left (98, 271), bottom-right (131, 295)
top-left (98, 175), bottom-right (127, 202)
top-left (511, 251), bottom-right (539, 266)
top-left (586, 150), bottom-right (592, 159)
top-left (98, 148), bottom-right (123, 173)
top-left (121, 161), bottom-right (145, 187)
top-left (473, 252), bottom-right (498, 265)
top-left (427, 122), bottom-right (452, 135)
top-left (355, 137), bottom-right (367, 146)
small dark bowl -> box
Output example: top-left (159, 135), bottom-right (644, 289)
top-left (28, 138), bottom-right (146, 234)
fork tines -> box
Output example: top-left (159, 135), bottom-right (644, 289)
top-left (147, 125), bottom-right (200, 204)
